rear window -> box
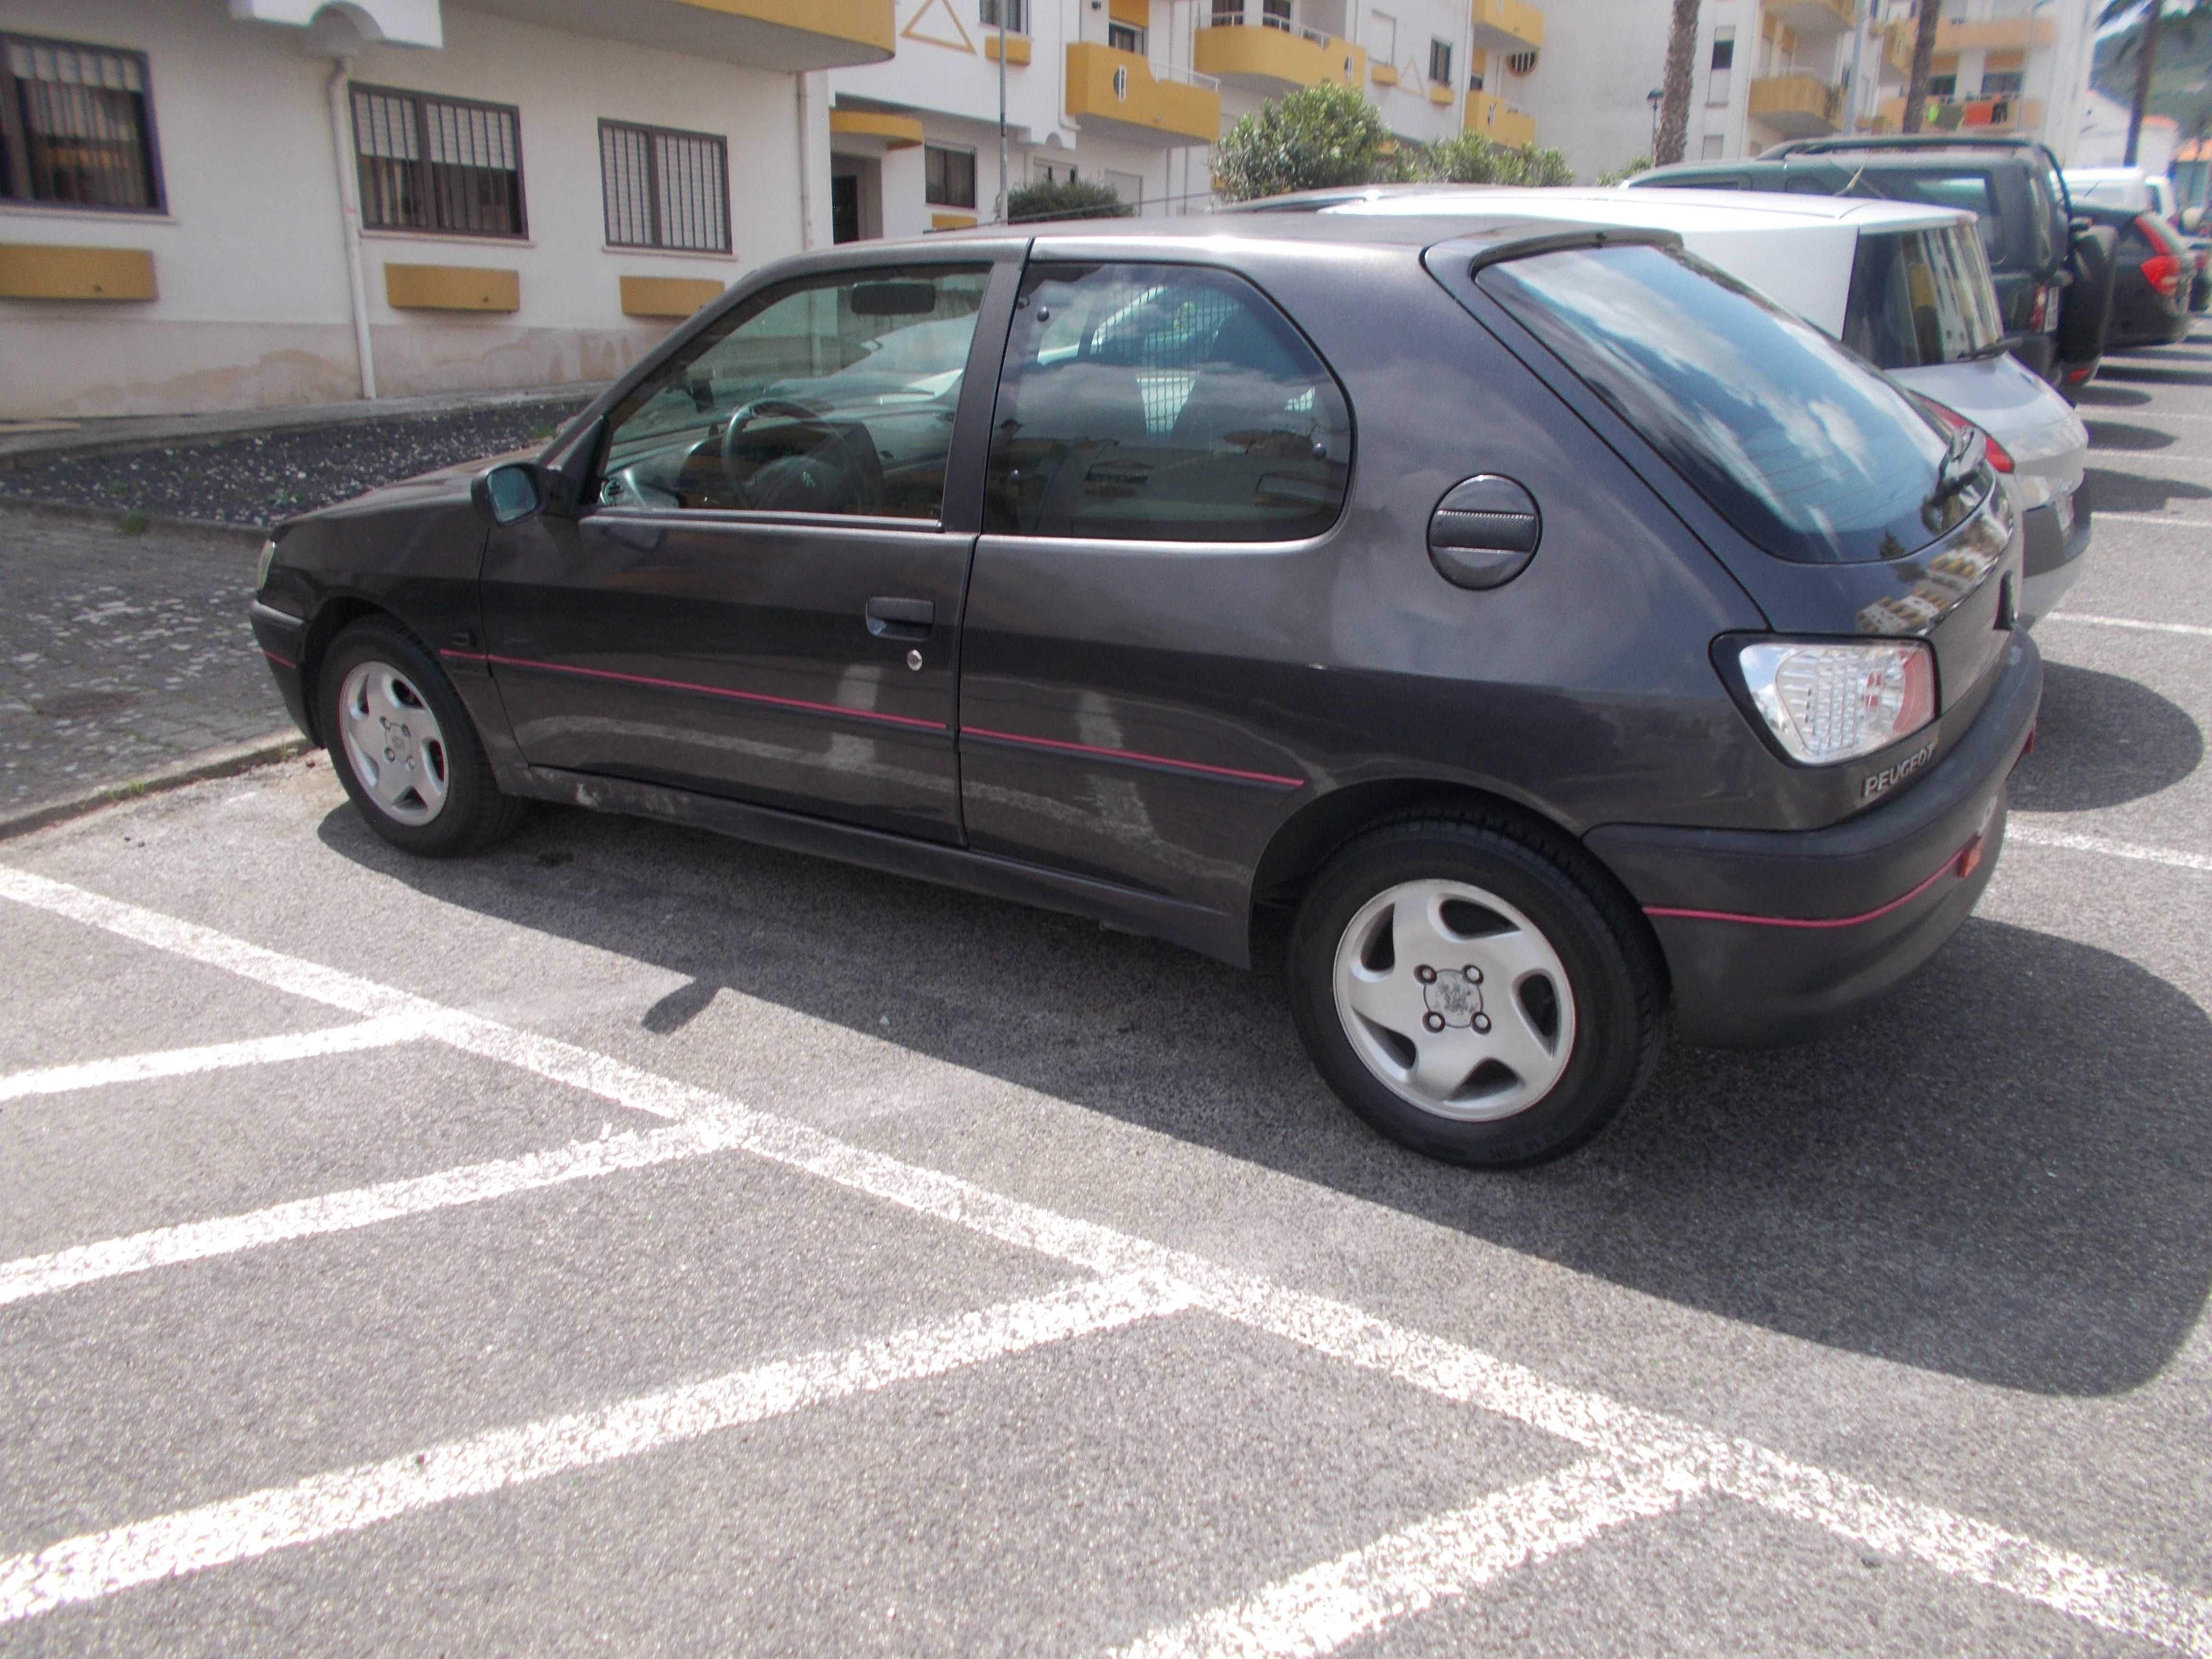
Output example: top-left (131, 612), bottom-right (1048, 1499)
top-left (1481, 243), bottom-right (1976, 565)
top-left (1866, 172), bottom-right (2007, 264)
top-left (1843, 223), bottom-right (2005, 369)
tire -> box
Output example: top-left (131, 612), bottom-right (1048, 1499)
top-left (1286, 811), bottom-right (1663, 1167)
top-left (319, 617), bottom-right (527, 857)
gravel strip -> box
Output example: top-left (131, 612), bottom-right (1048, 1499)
top-left (0, 397), bottom-right (589, 530)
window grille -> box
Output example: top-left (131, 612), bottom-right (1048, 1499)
top-left (351, 84), bottom-right (524, 238)
top-left (0, 34), bottom-right (162, 210)
top-left (601, 121), bottom-right (730, 253)
top-left (926, 145), bottom-right (976, 210)
top-left (979, 0), bottom-right (1030, 32)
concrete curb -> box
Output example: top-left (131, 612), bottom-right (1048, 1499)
top-left (0, 732), bottom-right (312, 842)
top-left (7, 497), bottom-right (265, 545)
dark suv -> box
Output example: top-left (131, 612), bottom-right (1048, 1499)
top-left (251, 215), bottom-right (2039, 1166)
top-left (1635, 136), bottom-right (2116, 395)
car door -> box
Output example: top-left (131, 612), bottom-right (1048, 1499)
top-left (479, 256), bottom-right (1017, 844)
top-left (955, 259), bottom-right (1355, 916)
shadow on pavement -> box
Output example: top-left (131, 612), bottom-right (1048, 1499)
top-left (2093, 363), bottom-right (2212, 388)
top-left (2083, 420), bottom-right (2176, 451)
top-left (2084, 466), bottom-right (2212, 514)
top-left (2074, 384), bottom-right (2152, 408)
top-left (2009, 661), bottom-right (2203, 812)
top-left (322, 799), bottom-right (2212, 1400)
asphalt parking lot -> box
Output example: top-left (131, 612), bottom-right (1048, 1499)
top-left (2, 342), bottom-right (2210, 1656)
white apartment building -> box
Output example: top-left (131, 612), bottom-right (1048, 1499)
top-left (1522, 0), bottom-right (2094, 184)
top-left (0, 0), bottom-right (893, 419)
top-left (823, 0), bottom-right (1543, 237)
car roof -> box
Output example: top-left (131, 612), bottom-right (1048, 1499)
top-left (1305, 184), bottom-right (1964, 234)
top-left (854, 207), bottom-right (1656, 262)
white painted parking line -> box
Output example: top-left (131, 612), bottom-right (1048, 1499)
top-left (2083, 511), bottom-right (2212, 527)
top-left (5, 869), bottom-right (2212, 1654)
top-left (2008, 822), bottom-right (2212, 875)
top-left (0, 1017), bottom-right (425, 1105)
top-left (0, 1272), bottom-right (1190, 1626)
top-left (0, 1108), bottom-right (756, 1309)
top-left (2042, 612), bottom-right (2212, 639)
top-left (1114, 1455), bottom-right (1711, 1659)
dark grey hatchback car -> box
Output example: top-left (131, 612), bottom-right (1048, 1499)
top-left (251, 214), bottom-right (2039, 1166)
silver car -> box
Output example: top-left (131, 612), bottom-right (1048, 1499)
top-left (1268, 187), bottom-right (2093, 624)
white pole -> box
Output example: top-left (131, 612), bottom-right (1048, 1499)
top-left (325, 58), bottom-right (377, 401)
top-left (797, 73), bottom-right (817, 250)
top-left (998, 2), bottom-right (1010, 221)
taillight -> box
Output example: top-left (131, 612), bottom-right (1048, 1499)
top-left (2137, 216), bottom-right (2182, 298)
top-left (1738, 640), bottom-right (1938, 765)
top-left (1918, 396), bottom-right (2014, 473)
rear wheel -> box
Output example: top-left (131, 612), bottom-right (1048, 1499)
top-left (1287, 812), bottom-right (1663, 1166)
top-left (321, 619), bottom-right (525, 857)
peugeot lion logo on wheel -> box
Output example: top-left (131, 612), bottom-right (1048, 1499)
top-left (1416, 964), bottom-right (1490, 1034)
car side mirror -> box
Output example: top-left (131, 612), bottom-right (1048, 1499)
top-left (472, 462), bottom-right (546, 527)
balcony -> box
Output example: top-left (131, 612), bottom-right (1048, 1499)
top-left (1065, 42), bottom-right (1222, 144)
top-left (467, 0), bottom-right (895, 71)
top-left (1464, 90), bottom-right (1535, 146)
top-left (1878, 94), bottom-right (2045, 133)
top-left (1937, 14), bottom-right (2056, 50)
top-left (1193, 21), bottom-right (1366, 94)
top-left (1878, 21), bottom-right (1913, 81)
top-left (1763, 0), bottom-right (1853, 35)
top-left (1749, 73), bottom-right (1844, 136)
top-left (1468, 0), bottom-right (1542, 55)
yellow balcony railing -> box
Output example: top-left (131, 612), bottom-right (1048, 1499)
top-left (1878, 94), bottom-right (2044, 133)
top-left (1193, 22), bottom-right (1365, 93)
top-left (488, 0), bottom-right (894, 72)
top-left (1762, 0), bottom-right (1852, 36)
top-left (1468, 0), bottom-right (1542, 54)
top-left (1749, 73), bottom-right (1844, 136)
top-left (1937, 14), bottom-right (2055, 50)
top-left (1065, 42), bottom-right (1222, 144)
top-left (1464, 90), bottom-right (1535, 146)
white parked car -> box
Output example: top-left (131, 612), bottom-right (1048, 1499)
top-left (2065, 166), bottom-right (2177, 220)
top-left (1242, 185), bottom-right (2094, 624)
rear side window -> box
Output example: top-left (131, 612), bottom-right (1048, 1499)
top-left (1481, 243), bottom-right (1970, 565)
top-left (1867, 172), bottom-right (2005, 264)
top-left (1843, 224), bottom-right (2004, 369)
top-left (984, 263), bottom-right (1352, 542)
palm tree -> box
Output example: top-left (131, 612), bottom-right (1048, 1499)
top-left (1901, 0), bottom-right (1944, 133)
top-left (1654, 0), bottom-right (1700, 164)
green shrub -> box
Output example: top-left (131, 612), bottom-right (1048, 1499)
top-left (1593, 155), bottom-right (1654, 186)
top-left (1213, 82), bottom-right (1396, 203)
top-left (1410, 132), bottom-right (1574, 186)
top-left (1007, 177), bottom-right (1134, 224)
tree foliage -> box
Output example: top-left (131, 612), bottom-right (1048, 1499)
top-left (1212, 83), bottom-right (1396, 202)
top-left (1005, 177), bottom-right (1135, 224)
top-left (1410, 132), bottom-right (1574, 186)
top-left (1592, 154), bottom-right (1653, 187)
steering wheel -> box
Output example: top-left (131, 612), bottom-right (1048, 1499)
top-left (718, 399), bottom-right (824, 504)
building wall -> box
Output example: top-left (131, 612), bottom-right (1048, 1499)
top-left (0, 0), bottom-right (812, 418)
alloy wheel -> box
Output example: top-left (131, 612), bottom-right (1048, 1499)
top-left (337, 660), bottom-right (450, 827)
top-left (1329, 877), bottom-right (1577, 1120)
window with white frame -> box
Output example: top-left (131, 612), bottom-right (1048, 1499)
top-left (1429, 37), bottom-right (1452, 84)
top-left (601, 120), bottom-right (730, 253)
top-left (979, 0), bottom-right (1029, 31)
top-left (926, 144), bottom-right (976, 210)
top-left (1707, 28), bottom-right (1734, 106)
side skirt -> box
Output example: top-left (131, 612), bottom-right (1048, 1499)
top-left (513, 766), bottom-right (1250, 969)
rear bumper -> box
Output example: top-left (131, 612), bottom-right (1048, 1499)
top-left (1584, 635), bottom-right (2042, 1046)
top-left (2019, 479), bottom-right (2092, 625)
top-left (249, 601), bottom-right (315, 741)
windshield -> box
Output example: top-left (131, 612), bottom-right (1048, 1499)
top-left (1480, 243), bottom-right (1979, 565)
top-left (1844, 223), bottom-right (2005, 368)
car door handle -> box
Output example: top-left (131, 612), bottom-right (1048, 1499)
top-left (865, 596), bottom-right (935, 641)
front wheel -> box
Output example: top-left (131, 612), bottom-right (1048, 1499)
top-left (1287, 813), bottom-right (1663, 1166)
top-left (320, 618), bottom-right (526, 857)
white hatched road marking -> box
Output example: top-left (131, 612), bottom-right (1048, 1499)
top-left (1115, 1455), bottom-right (1713, 1659)
top-left (2008, 822), bottom-right (2212, 875)
top-left (3, 866), bottom-right (2212, 1654)
top-left (0, 1273), bottom-right (1190, 1625)
top-left (0, 1017), bottom-right (425, 1104)
top-left (2082, 510), bottom-right (2212, 526)
top-left (2043, 611), bottom-right (2212, 639)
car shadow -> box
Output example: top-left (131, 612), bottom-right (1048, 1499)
top-left (321, 802), bottom-right (2212, 1399)
top-left (2083, 420), bottom-right (2176, 452)
top-left (2084, 466), bottom-right (2212, 514)
top-left (2092, 363), bottom-right (2212, 387)
top-left (2008, 661), bottom-right (2204, 811)
top-left (2074, 383), bottom-right (2152, 408)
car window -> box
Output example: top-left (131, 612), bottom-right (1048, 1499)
top-left (1869, 172), bottom-right (2005, 263)
top-left (597, 264), bottom-right (991, 519)
top-left (2114, 218), bottom-right (2153, 261)
top-left (1481, 243), bottom-right (1971, 565)
top-left (983, 263), bottom-right (1352, 542)
top-left (1843, 223), bottom-right (2005, 369)
top-left (2025, 166), bottom-right (2059, 268)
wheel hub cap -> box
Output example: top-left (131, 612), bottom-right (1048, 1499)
top-left (1330, 878), bottom-right (1576, 1122)
top-left (337, 661), bottom-right (450, 828)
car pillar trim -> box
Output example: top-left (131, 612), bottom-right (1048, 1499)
top-left (453, 651), bottom-right (952, 733)
top-left (957, 726), bottom-right (1307, 790)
